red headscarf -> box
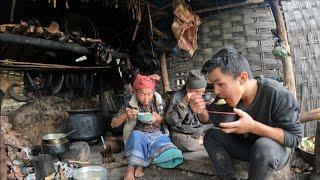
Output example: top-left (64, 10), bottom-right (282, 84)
top-left (133, 74), bottom-right (161, 90)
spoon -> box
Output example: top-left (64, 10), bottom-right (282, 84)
top-left (63, 129), bottom-right (76, 137)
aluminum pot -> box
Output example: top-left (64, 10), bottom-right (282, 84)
top-left (66, 109), bottom-right (106, 141)
top-left (73, 166), bottom-right (108, 180)
top-left (41, 133), bottom-right (69, 154)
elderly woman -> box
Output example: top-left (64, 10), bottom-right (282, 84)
top-left (111, 74), bottom-right (182, 180)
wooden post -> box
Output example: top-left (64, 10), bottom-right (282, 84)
top-left (268, 0), bottom-right (297, 99)
top-left (160, 53), bottom-right (171, 93)
top-left (315, 122), bottom-right (320, 175)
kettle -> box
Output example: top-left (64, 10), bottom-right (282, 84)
top-left (272, 45), bottom-right (288, 59)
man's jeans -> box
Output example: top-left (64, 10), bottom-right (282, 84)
top-left (204, 128), bottom-right (290, 180)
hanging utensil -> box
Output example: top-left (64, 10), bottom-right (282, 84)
top-left (100, 136), bottom-right (115, 163)
top-left (100, 136), bottom-right (107, 150)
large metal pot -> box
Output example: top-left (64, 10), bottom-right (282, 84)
top-left (66, 109), bottom-right (106, 141)
top-left (41, 133), bottom-right (69, 154)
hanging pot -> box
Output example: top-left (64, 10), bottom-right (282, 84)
top-left (66, 109), bottom-right (106, 141)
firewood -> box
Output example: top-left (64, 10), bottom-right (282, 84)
top-left (45, 21), bottom-right (60, 34)
top-left (11, 21), bottom-right (28, 34)
top-left (0, 26), bottom-right (6, 33)
top-left (23, 26), bottom-right (35, 36)
top-left (0, 24), bottom-right (15, 32)
top-left (44, 173), bottom-right (55, 180)
top-left (85, 38), bottom-right (102, 43)
top-left (35, 26), bottom-right (44, 37)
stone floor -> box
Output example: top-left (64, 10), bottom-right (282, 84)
top-left (102, 150), bottom-right (304, 180)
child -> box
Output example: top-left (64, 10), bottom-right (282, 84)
top-left (111, 74), bottom-right (182, 180)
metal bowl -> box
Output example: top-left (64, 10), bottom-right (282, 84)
top-left (298, 147), bottom-right (314, 166)
top-left (73, 166), bottom-right (108, 180)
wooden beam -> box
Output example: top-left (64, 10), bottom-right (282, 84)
top-left (0, 60), bottom-right (113, 71)
top-left (194, 0), bottom-right (265, 14)
top-left (160, 53), bottom-right (171, 93)
top-left (268, 0), bottom-right (296, 99)
top-left (299, 108), bottom-right (320, 123)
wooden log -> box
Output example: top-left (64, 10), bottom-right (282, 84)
top-left (160, 53), bottom-right (171, 93)
top-left (195, 0), bottom-right (265, 13)
top-left (31, 154), bottom-right (55, 179)
top-left (268, 0), bottom-right (297, 99)
top-left (300, 108), bottom-right (320, 123)
top-left (0, 60), bottom-right (112, 71)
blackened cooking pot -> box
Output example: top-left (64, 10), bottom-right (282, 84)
top-left (66, 109), bottom-right (106, 141)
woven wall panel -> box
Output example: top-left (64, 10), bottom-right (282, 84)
top-left (168, 3), bottom-right (280, 90)
top-left (282, 0), bottom-right (320, 137)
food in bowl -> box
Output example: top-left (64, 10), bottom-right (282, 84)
top-left (299, 136), bottom-right (315, 154)
top-left (206, 97), bottom-right (233, 112)
top-left (298, 136), bottom-right (315, 165)
top-left (208, 111), bottom-right (238, 126)
top-left (137, 112), bottom-right (153, 123)
top-left (215, 98), bottom-right (226, 105)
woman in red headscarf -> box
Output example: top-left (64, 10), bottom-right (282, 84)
top-left (111, 74), bottom-right (183, 180)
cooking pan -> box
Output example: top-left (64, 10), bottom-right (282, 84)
top-left (41, 130), bottom-right (75, 154)
top-left (42, 133), bottom-right (69, 145)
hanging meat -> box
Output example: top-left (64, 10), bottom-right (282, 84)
top-left (171, 3), bottom-right (201, 56)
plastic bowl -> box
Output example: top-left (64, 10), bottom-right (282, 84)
top-left (137, 112), bottom-right (153, 123)
top-left (208, 111), bottom-right (238, 126)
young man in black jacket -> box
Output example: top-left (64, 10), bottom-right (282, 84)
top-left (188, 47), bottom-right (303, 180)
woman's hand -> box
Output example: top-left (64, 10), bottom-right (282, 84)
top-left (126, 108), bottom-right (138, 120)
top-left (151, 112), bottom-right (163, 124)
